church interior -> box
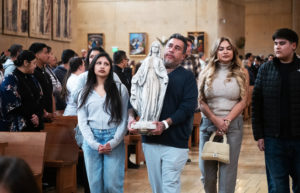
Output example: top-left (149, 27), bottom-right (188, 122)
top-left (0, 0), bottom-right (299, 193)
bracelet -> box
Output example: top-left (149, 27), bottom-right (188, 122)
top-left (224, 119), bottom-right (231, 126)
top-left (162, 120), bottom-right (169, 130)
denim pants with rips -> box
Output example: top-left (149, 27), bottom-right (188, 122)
top-left (264, 137), bottom-right (300, 193)
top-left (82, 128), bottom-right (125, 193)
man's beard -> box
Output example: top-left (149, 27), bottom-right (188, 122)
top-left (164, 59), bottom-right (180, 69)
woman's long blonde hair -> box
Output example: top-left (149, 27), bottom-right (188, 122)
top-left (198, 37), bottom-right (247, 102)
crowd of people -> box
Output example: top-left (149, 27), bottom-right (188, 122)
top-left (0, 28), bottom-right (299, 193)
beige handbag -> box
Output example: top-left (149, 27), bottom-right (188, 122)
top-left (201, 131), bottom-right (230, 164)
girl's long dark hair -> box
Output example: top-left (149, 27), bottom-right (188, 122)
top-left (61, 57), bottom-right (84, 100)
top-left (85, 47), bottom-right (105, 70)
top-left (79, 52), bottom-right (122, 125)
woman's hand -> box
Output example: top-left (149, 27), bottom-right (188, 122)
top-left (214, 117), bottom-right (230, 136)
top-left (31, 114), bottom-right (39, 127)
top-left (212, 116), bottom-right (227, 131)
top-left (221, 118), bottom-right (231, 133)
top-left (98, 143), bottom-right (112, 154)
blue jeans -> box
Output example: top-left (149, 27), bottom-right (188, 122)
top-left (199, 116), bottom-right (243, 193)
top-left (264, 137), bottom-right (300, 193)
top-left (82, 128), bottom-right (125, 193)
top-left (142, 143), bottom-right (189, 193)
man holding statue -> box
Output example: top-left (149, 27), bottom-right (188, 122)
top-left (128, 33), bottom-right (198, 193)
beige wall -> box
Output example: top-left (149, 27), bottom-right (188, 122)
top-left (0, 0), bottom-right (78, 59)
top-left (0, 0), bottom-right (2, 33)
top-left (1, 0), bottom-right (298, 61)
top-left (75, 0), bottom-right (219, 60)
top-left (245, 0), bottom-right (293, 56)
top-left (293, 0), bottom-right (300, 53)
top-left (218, 0), bottom-right (245, 56)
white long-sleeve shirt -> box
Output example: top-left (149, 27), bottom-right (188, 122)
top-left (77, 83), bottom-right (129, 150)
top-left (63, 73), bottom-right (80, 116)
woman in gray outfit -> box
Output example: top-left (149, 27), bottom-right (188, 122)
top-left (198, 37), bottom-right (249, 193)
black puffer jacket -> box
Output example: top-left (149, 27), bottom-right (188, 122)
top-left (252, 54), bottom-right (300, 140)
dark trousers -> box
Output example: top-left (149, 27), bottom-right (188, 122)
top-left (264, 137), bottom-right (300, 193)
top-left (77, 151), bottom-right (90, 193)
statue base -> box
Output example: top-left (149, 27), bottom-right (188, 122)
top-left (131, 121), bottom-right (156, 135)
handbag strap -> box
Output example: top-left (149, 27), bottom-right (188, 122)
top-left (209, 131), bottom-right (227, 144)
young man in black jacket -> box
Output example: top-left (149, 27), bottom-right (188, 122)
top-left (252, 28), bottom-right (300, 193)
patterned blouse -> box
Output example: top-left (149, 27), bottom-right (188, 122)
top-left (0, 69), bottom-right (44, 131)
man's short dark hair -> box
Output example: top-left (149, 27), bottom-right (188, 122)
top-left (272, 28), bottom-right (298, 47)
top-left (29, 43), bottom-right (48, 54)
top-left (46, 46), bottom-right (52, 53)
top-left (186, 37), bottom-right (193, 44)
top-left (168, 33), bottom-right (188, 54)
top-left (255, 56), bottom-right (262, 62)
top-left (61, 49), bottom-right (76, 64)
top-left (113, 50), bottom-right (127, 65)
top-left (245, 53), bottom-right (252, 60)
top-left (8, 44), bottom-right (23, 57)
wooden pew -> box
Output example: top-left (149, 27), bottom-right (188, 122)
top-left (0, 132), bottom-right (47, 192)
top-left (188, 112), bottom-right (202, 148)
top-left (193, 112), bottom-right (202, 146)
top-left (124, 134), bottom-right (145, 171)
top-left (43, 116), bottom-right (79, 193)
top-left (0, 142), bottom-right (8, 155)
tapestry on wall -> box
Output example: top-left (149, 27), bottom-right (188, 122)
top-left (187, 32), bottom-right (205, 55)
top-left (3, 0), bottom-right (29, 37)
top-left (29, 0), bottom-right (52, 39)
top-left (53, 0), bottom-right (72, 41)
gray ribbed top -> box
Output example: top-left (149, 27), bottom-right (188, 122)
top-left (204, 63), bottom-right (240, 117)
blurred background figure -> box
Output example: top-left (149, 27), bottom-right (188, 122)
top-left (251, 56), bottom-right (263, 79)
top-left (268, 54), bottom-right (274, 61)
top-left (1, 50), bottom-right (43, 132)
top-left (3, 44), bottom-right (23, 77)
top-left (0, 156), bottom-right (41, 193)
top-left (81, 49), bottom-right (87, 59)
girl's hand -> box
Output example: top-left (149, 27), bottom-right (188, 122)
top-left (98, 143), bottom-right (112, 154)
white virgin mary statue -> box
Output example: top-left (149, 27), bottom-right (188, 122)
top-left (130, 41), bottom-right (168, 133)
